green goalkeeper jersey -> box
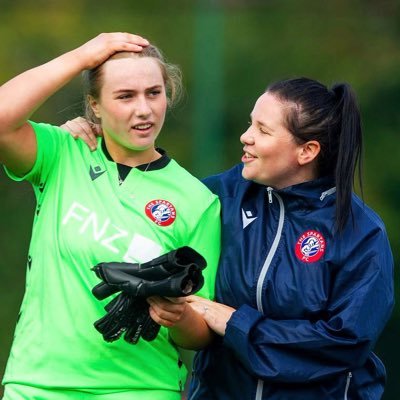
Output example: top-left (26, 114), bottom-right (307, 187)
top-left (3, 122), bottom-right (221, 395)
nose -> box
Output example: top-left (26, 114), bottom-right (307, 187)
top-left (135, 96), bottom-right (152, 118)
top-left (240, 126), bottom-right (255, 145)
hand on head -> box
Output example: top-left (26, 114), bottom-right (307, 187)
top-left (77, 32), bottom-right (149, 70)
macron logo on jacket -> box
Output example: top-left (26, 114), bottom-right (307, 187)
top-left (242, 208), bottom-right (257, 229)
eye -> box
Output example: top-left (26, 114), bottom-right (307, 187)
top-left (148, 90), bottom-right (161, 97)
top-left (117, 93), bottom-right (132, 100)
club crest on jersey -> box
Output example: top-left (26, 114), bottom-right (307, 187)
top-left (145, 199), bottom-right (176, 227)
top-left (295, 230), bottom-right (326, 263)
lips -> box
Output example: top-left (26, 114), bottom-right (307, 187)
top-left (242, 149), bottom-right (257, 162)
top-left (132, 122), bottom-right (153, 131)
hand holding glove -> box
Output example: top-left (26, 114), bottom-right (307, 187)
top-left (91, 246), bottom-right (206, 344)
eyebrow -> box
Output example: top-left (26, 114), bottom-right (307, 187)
top-left (112, 85), bottom-right (163, 94)
top-left (146, 85), bottom-right (163, 91)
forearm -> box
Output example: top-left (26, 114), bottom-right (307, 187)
top-left (0, 49), bottom-right (84, 133)
top-left (168, 304), bottom-right (214, 350)
top-left (0, 32), bottom-right (148, 135)
top-left (0, 32), bottom-right (148, 172)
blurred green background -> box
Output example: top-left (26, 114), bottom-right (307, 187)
top-left (0, 0), bottom-right (399, 398)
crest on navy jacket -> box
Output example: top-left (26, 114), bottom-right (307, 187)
top-left (295, 230), bottom-right (326, 263)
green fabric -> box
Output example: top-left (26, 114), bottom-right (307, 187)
top-left (3, 122), bottom-right (221, 395)
top-left (3, 383), bottom-right (181, 400)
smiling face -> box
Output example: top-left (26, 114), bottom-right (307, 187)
top-left (89, 56), bottom-right (167, 164)
top-left (240, 92), bottom-right (320, 189)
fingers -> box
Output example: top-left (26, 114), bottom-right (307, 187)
top-left (186, 296), bottom-right (214, 309)
top-left (148, 306), bottom-right (176, 327)
top-left (147, 296), bottom-right (187, 327)
top-left (188, 301), bottom-right (207, 316)
top-left (93, 123), bottom-right (103, 137)
top-left (186, 296), bottom-right (214, 317)
top-left (79, 32), bottom-right (150, 69)
top-left (120, 32), bottom-right (149, 51)
top-left (109, 32), bottom-right (149, 47)
top-left (187, 299), bottom-right (214, 317)
top-left (186, 295), bottom-right (202, 303)
top-left (164, 296), bottom-right (187, 304)
top-left (147, 296), bottom-right (186, 312)
top-left (187, 299), bottom-right (235, 336)
top-left (99, 32), bottom-right (149, 54)
top-left (61, 117), bottom-right (99, 151)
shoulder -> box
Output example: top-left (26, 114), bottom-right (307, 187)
top-left (29, 121), bottom-right (83, 150)
top-left (346, 194), bottom-right (393, 259)
top-left (352, 194), bottom-right (388, 233)
top-left (30, 121), bottom-right (69, 138)
top-left (167, 159), bottom-right (219, 203)
top-left (202, 164), bottom-right (252, 198)
top-left (21, 121), bottom-right (86, 184)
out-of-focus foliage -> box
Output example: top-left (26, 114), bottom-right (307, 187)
top-left (0, 0), bottom-right (399, 398)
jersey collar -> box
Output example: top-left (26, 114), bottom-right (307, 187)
top-left (100, 139), bottom-right (171, 171)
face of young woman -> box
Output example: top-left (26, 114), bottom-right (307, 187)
top-left (91, 56), bottom-right (167, 162)
top-left (240, 92), bottom-right (307, 189)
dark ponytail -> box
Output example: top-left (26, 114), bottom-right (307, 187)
top-left (267, 77), bottom-right (363, 232)
top-left (331, 83), bottom-right (363, 231)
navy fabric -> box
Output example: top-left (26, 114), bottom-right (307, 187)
top-left (190, 164), bottom-right (394, 400)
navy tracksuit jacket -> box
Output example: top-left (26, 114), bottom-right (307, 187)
top-left (190, 164), bottom-right (394, 400)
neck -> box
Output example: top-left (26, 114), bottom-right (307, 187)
top-left (270, 168), bottom-right (318, 190)
top-left (103, 139), bottom-right (160, 167)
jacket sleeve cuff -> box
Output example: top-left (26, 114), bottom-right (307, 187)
top-left (223, 304), bottom-right (263, 352)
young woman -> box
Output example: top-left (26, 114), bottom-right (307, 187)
top-left (0, 33), bottom-right (220, 400)
top-left (62, 77), bottom-right (394, 398)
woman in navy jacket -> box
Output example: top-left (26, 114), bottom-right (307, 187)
top-left (62, 76), bottom-right (394, 399)
top-left (187, 78), bottom-right (394, 400)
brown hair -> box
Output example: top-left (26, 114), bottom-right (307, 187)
top-left (82, 45), bottom-right (183, 123)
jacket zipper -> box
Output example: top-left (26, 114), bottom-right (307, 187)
top-left (320, 186), bottom-right (336, 201)
top-left (344, 371), bottom-right (352, 400)
top-left (255, 189), bottom-right (285, 400)
top-left (267, 186), bottom-right (273, 203)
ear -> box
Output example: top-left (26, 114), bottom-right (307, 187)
top-left (298, 140), bottom-right (320, 165)
top-left (88, 95), bottom-right (101, 119)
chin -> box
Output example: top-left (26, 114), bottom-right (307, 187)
top-left (242, 168), bottom-right (269, 186)
top-left (241, 167), bottom-right (255, 182)
top-left (130, 141), bottom-right (154, 151)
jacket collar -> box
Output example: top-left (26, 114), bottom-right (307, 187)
top-left (263, 176), bottom-right (336, 212)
